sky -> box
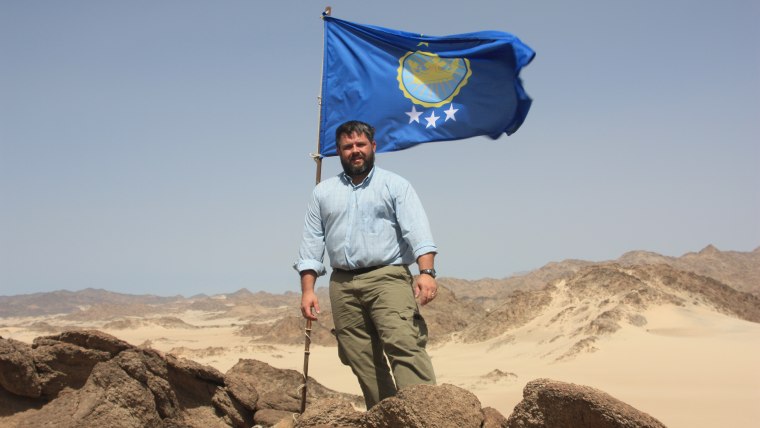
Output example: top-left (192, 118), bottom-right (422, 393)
top-left (1, 0), bottom-right (758, 298)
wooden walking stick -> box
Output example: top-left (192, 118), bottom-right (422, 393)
top-left (300, 318), bottom-right (313, 413)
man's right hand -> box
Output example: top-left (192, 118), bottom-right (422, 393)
top-left (300, 290), bottom-right (320, 321)
top-left (299, 270), bottom-right (320, 320)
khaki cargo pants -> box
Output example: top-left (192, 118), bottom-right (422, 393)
top-left (329, 265), bottom-right (436, 409)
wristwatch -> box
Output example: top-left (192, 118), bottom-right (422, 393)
top-left (419, 268), bottom-right (437, 278)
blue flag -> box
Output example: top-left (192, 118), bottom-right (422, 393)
top-left (319, 16), bottom-right (535, 157)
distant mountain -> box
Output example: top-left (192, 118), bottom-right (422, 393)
top-left (0, 288), bottom-right (182, 318)
top-left (0, 287), bottom-right (298, 320)
top-left (2, 245), bottom-right (757, 347)
top-left (617, 245), bottom-right (760, 296)
top-left (456, 263), bottom-right (760, 360)
top-left (439, 259), bottom-right (593, 310)
top-left (440, 245), bottom-right (760, 305)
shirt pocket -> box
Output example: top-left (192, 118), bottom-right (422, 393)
top-left (359, 200), bottom-right (396, 235)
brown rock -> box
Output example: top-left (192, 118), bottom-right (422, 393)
top-left (482, 406), bottom-right (509, 428)
top-left (16, 358), bottom-right (167, 428)
top-left (36, 329), bottom-right (132, 357)
top-left (115, 348), bottom-right (180, 419)
top-left (165, 353), bottom-right (228, 417)
top-left (0, 330), bottom-right (275, 427)
top-left (166, 353), bottom-right (225, 385)
top-left (165, 355), bottom-right (250, 427)
top-left (211, 388), bottom-right (254, 428)
top-left (255, 408), bottom-right (297, 426)
top-left (506, 378), bottom-right (667, 428)
top-left (0, 337), bottom-right (42, 397)
top-left (226, 359), bottom-right (362, 413)
top-left (228, 358), bottom-right (300, 412)
top-left (224, 361), bottom-right (260, 411)
top-left (364, 383), bottom-right (483, 428)
top-left (31, 335), bottom-right (112, 397)
top-left (294, 397), bottom-right (364, 427)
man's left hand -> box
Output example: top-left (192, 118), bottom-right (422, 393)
top-left (415, 273), bottom-right (438, 306)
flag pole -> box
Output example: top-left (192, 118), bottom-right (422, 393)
top-left (301, 5), bottom-right (332, 415)
top-left (312, 6), bottom-right (331, 187)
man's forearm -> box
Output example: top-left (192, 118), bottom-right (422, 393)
top-left (417, 253), bottom-right (435, 270)
top-left (300, 270), bottom-right (318, 293)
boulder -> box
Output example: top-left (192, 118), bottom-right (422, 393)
top-left (16, 358), bottom-right (169, 428)
top-left (364, 383), bottom-right (483, 428)
top-left (0, 337), bottom-right (42, 397)
top-left (226, 359), bottom-right (362, 413)
top-left (164, 354), bottom-right (251, 427)
top-left (294, 397), bottom-right (364, 427)
top-left (0, 330), bottom-right (252, 427)
top-left (224, 362), bottom-right (259, 411)
top-left (115, 348), bottom-right (180, 419)
top-left (31, 334), bottom-right (112, 397)
top-left (35, 330), bottom-right (132, 357)
top-left (506, 378), bottom-right (667, 428)
top-left (211, 388), bottom-right (254, 428)
top-left (255, 408), bottom-right (297, 426)
top-left (483, 406), bottom-right (509, 428)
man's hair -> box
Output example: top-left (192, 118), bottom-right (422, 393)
top-left (335, 120), bottom-right (375, 145)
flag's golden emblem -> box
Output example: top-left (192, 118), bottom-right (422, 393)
top-left (397, 51), bottom-right (471, 108)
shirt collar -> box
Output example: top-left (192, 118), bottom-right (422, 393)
top-left (341, 166), bottom-right (376, 188)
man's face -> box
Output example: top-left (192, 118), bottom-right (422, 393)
top-left (338, 132), bottom-right (376, 178)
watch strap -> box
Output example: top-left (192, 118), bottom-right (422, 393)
top-left (419, 268), bottom-right (437, 278)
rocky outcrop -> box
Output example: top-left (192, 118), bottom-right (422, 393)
top-left (0, 332), bottom-right (669, 428)
top-left (506, 378), bottom-right (667, 428)
top-left (226, 358), bottom-right (362, 413)
top-left (293, 384), bottom-right (488, 428)
top-left (295, 397), bottom-right (364, 427)
top-left (619, 245), bottom-right (760, 296)
top-left (0, 330), bottom-right (354, 428)
top-left (483, 406), bottom-right (509, 428)
top-left (0, 337), bottom-right (41, 397)
top-left (461, 289), bottom-right (553, 343)
top-left (364, 383), bottom-right (484, 428)
top-left (419, 285), bottom-right (488, 343)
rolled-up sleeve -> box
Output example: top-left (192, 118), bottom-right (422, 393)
top-left (293, 189), bottom-right (327, 276)
top-left (395, 180), bottom-right (437, 260)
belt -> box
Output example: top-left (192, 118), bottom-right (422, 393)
top-left (333, 265), bottom-right (386, 275)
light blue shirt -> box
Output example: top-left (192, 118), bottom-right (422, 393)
top-left (295, 167), bottom-right (437, 276)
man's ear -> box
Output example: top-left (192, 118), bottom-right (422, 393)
top-left (372, 140), bottom-right (377, 152)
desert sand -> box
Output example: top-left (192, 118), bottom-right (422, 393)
top-left (2, 302), bottom-right (759, 428)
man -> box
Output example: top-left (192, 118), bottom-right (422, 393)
top-left (294, 120), bottom-right (438, 409)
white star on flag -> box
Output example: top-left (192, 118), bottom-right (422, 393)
top-left (405, 105), bottom-right (423, 124)
top-left (425, 111), bottom-right (440, 128)
top-left (444, 104), bottom-right (459, 121)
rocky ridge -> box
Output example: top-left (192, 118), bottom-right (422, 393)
top-left (442, 245), bottom-right (760, 303)
top-left (456, 263), bottom-right (760, 360)
top-left (0, 330), bottom-right (359, 427)
top-left (0, 330), bottom-right (666, 427)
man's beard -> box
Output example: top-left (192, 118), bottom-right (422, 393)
top-left (341, 151), bottom-right (375, 178)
